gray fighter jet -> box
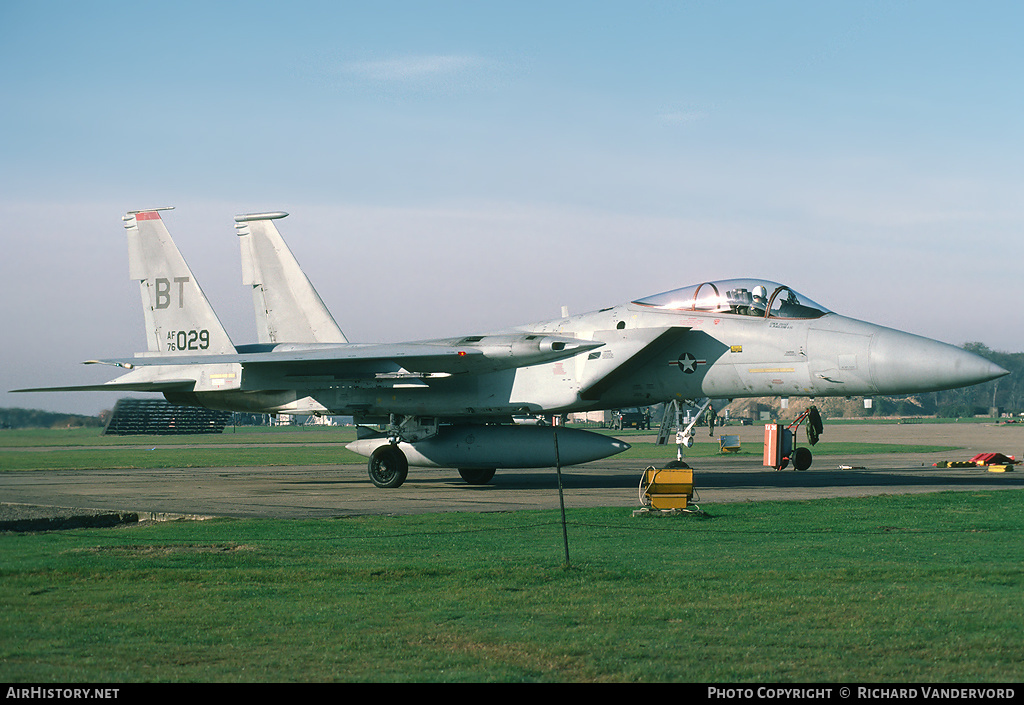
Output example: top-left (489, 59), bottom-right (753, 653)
top-left (16, 208), bottom-right (1008, 488)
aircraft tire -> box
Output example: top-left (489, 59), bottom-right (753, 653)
top-left (368, 445), bottom-right (409, 488)
top-left (793, 446), bottom-right (813, 471)
top-left (458, 468), bottom-right (496, 485)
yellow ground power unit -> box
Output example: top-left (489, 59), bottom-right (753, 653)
top-left (642, 467), bottom-right (695, 510)
top-left (719, 434), bottom-right (741, 453)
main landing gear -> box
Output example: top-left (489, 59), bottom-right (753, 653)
top-left (367, 444), bottom-right (409, 488)
top-left (365, 415), bottom-right (430, 488)
top-left (364, 416), bottom-right (499, 488)
top-left (367, 445), bottom-right (496, 488)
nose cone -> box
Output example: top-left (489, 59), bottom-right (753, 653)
top-left (870, 328), bottom-right (1009, 394)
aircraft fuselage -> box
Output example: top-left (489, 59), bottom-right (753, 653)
top-left (17, 210), bottom-right (1007, 488)
top-left (170, 296), bottom-right (1004, 421)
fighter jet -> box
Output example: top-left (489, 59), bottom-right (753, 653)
top-left (15, 208), bottom-right (1008, 488)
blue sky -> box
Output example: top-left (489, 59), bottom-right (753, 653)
top-left (2, 1), bottom-right (1021, 415)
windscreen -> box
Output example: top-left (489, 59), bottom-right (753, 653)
top-left (633, 279), bottom-right (830, 319)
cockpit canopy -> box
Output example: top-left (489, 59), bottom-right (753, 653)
top-left (632, 279), bottom-right (831, 319)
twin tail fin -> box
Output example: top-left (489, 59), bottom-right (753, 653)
top-left (123, 208), bottom-right (235, 355)
top-left (235, 212), bottom-right (347, 344)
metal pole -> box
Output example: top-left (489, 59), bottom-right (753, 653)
top-left (553, 429), bottom-right (571, 569)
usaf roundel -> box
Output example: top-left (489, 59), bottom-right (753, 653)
top-left (675, 352), bottom-right (706, 374)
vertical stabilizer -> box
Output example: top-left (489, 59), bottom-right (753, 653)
top-left (235, 212), bottom-right (348, 344)
top-left (123, 208), bottom-right (235, 355)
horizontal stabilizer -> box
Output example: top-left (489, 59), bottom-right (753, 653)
top-left (12, 379), bottom-right (197, 394)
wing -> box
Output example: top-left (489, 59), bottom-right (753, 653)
top-left (70, 334), bottom-right (604, 386)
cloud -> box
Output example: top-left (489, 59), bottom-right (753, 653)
top-left (657, 107), bottom-right (710, 124)
top-left (302, 53), bottom-right (504, 97)
top-left (342, 55), bottom-right (483, 83)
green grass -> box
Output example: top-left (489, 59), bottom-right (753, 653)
top-left (0, 425), bottom-right (355, 448)
top-left (0, 426), bottom-right (364, 470)
top-left (0, 441), bottom-right (951, 472)
top-left (0, 446), bottom-right (366, 471)
top-left (2, 491), bottom-right (1023, 682)
top-left (0, 427), bottom-right (957, 471)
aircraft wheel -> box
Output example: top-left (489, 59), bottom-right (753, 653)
top-left (793, 447), bottom-right (813, 471)
top-left (458, 468), bottom-right (496, 485)
top-left (368, 445), bottom-right (409, 488)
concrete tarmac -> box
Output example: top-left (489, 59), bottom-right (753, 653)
top-left (1, 422), bottom-right (1021, 521)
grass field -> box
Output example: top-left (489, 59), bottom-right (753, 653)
top-left (0, 425), bottom-right (961, 472)
top-left (2, 491), bottom-right (1022, 682)
top-left (0, 425), bottom-right (351, 447)
top-left (2, 424), bottom-right (1019, 682)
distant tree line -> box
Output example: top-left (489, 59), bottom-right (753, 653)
top-left (929, 343), bottom-right (1023, 417)
top-left (0, 408), bottom-right (104, 430)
